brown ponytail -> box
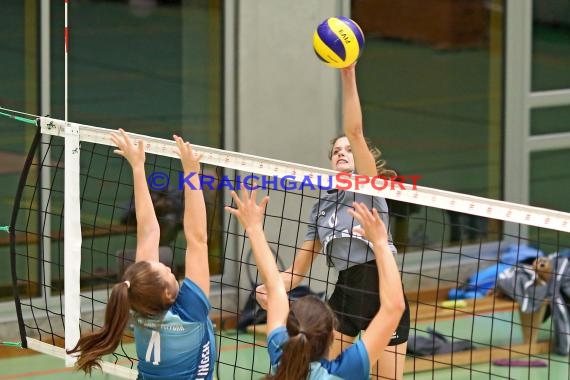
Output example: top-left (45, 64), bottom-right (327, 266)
top-left (67, 261), bottom-right (173, 374)
top-left (266, 296), bottom-right (336, 380)
top-left (66, 282), bottom-right (131, 374)
top-left (270, 332), bottom-right (312, 380)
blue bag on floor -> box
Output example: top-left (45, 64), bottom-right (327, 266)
top-left (449, 244), bottom-right (543, 300)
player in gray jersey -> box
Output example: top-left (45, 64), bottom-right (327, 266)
top-left (256, 64), bottom-right (410, 379)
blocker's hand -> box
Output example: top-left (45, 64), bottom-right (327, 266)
top-left (173, 134), bottom-right (202, 174)
top-left (110, 128), bottom-right (145, 168)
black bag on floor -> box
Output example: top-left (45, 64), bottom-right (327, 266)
top-left (407, 328), bottom-right (473, 356)
top-left (237, 285), bottom-right (324, 331)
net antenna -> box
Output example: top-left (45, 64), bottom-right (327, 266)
top-left (63, 0), bottom-right (82, 367)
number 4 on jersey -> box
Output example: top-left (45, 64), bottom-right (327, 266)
top-left (145, 330), bottom-right (161, 365)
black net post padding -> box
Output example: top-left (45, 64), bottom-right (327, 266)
top-left (10, 123), bottom-right (42, 349)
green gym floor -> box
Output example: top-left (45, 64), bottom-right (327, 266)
top-left (2, 312), bottom-right (569, 380)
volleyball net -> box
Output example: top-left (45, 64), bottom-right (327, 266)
top-left (9, 117), bottom-right (570, 379)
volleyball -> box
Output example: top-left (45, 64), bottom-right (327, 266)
top-left (313, 17), bottom-right (365, 69)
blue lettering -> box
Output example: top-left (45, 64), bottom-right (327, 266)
top-left (262, 175), bottom-right (278, 190)
top-left (280, 175), bottom-right (297, 191)
top-left (243, 175), bottom-right (259, 190)
top-left (200, 174), bottom-right (215, 190)
top-left (299, 176), bottom-right (316, 191)
top-left (317, 175), bottom-right (333, 190)
top-left (178, 172), bottom-right (197, 190)
top-left (218, 176), bottom-right (235, 191)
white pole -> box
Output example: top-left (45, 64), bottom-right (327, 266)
top-left (40, 0), bottom-right (52, 303)
top-left (63, 0), bottom-right (82, 367)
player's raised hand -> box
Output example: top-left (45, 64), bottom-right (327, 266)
top-left (173, 135), bottom-right (202, 174)
top-left (110, 128), bottom-right (145, 168)
top-left (225, 188), bottom-right (269, 233)
top-left (348, 202), bottom-right (388, 248)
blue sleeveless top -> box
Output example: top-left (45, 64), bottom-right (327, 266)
top-left (267, 326), bottom-right (370, 379)
top-left (134, 278), bottom-right (215, 380)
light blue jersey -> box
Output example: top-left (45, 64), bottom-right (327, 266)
top-left (134, 278), bottom-right (215, 380)
top-left (267, 326), bottom-right (370, 380)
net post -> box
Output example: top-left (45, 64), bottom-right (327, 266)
top-left (64, 120), bottom-right (82, 367)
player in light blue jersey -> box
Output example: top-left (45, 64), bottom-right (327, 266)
top-left (256, 64), bottom-right (410, 379)
top-left (68, 130), bottom-right (215, 380)
top-left (226, 189), bottom-right (404, 380)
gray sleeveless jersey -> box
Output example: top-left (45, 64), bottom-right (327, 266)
top-left (304, 189), bottom-right (397, 271)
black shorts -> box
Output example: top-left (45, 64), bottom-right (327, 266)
top-left (328, 260), bottom-right (410, 345)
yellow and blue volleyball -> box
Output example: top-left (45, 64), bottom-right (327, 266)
top-left (313, 17), bottom-right (365, 69)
